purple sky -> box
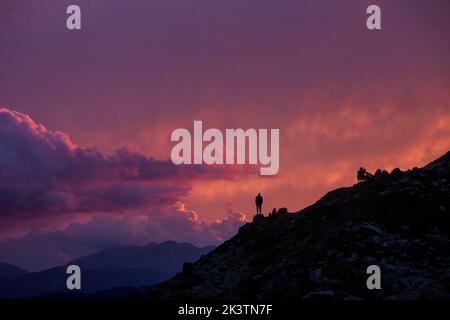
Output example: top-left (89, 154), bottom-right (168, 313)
top-left (0, 0), bottom-right (449, 271)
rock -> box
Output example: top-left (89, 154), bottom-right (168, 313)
top-left (277, 207), bottom-right (288, 215)
top-left (346, 253), bottom-right (359, 263)
top-left (427, 234), bottom-right (442, 241)
top-left (358, 223), bottom-right (382, 235)
top-left (390, 168), bottom-right (403, 176)
top-left (309, 269), bottom-right (322, 282)
top-left (183, 262), bottom-right (194, 272)
top-left (252, 214), bottom-right (265, 222)
top-left (327, 249), bottom-right (337, 257)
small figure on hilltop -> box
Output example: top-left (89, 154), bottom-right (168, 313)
top-left (255, 193), bottom-right (263, 214)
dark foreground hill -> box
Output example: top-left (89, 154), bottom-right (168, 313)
top-left (0, 241), bottom-right (213, 298)
top-left (151, 152), bottom-right (450, 300)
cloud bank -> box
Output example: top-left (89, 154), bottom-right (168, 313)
top-left (0, 108), bottom-right (247, 270)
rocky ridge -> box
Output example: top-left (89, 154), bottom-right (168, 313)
top-left (151, 151), bottom-right (450, 300)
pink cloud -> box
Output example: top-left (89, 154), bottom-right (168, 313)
top-left (0, 107), bottom-right (246, 235)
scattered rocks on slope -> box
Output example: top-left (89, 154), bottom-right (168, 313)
top-left (150, 151), bottom-right (450, 300)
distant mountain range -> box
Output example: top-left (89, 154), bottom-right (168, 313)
top-left (151, 151), bottom-right (450, 300)
top-left (0, 241), bottom-right (213, 298)
top-left (0, 263), bottom-right (28, 280)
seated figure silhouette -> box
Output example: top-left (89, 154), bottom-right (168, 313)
top-left (255, 193), bottom-right (263, 214)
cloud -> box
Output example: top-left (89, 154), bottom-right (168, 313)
top-left (55, 202), bottom-right (247, 249)
top-left (0, 201), bottom-right (247, 271)
top-left (0, 107), bottom-right (250, 243)
top-left (0, 108), bottom-right (249, 270)
top-left (285, 101), bottom-right (450, 166)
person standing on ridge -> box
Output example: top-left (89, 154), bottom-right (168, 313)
top-left (255, 193), bottom-right (263, 214)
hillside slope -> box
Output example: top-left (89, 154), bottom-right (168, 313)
top-left (151, 152), bottom-right (450, 300)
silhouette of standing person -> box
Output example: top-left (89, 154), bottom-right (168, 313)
top-left (255, 193), bottom-right (263, 214)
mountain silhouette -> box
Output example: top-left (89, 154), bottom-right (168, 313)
top-left (151, 151), bottom-right (450, 300)
top-left (0, 263), bottom-right (28, 280)
top-left (0, 241), bottom-right (213, 298)
top-left (71, 241), bottom-right (214, 276)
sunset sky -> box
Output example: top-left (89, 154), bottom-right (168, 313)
top-left (1, 0), bottom-right (449, 271)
